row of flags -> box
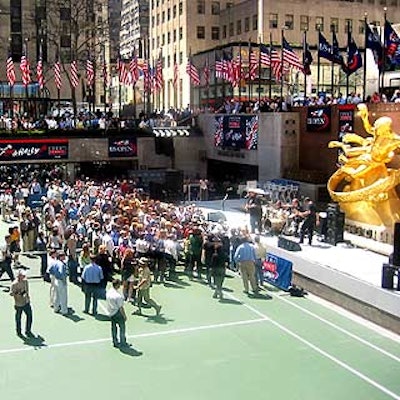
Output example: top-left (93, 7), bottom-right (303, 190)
top-left (4, 20), bottom-right (400, 92)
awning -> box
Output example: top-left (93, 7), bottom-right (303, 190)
top-left (153, 127), bottom-right (191, 137)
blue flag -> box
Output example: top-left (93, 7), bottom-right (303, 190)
top-left (332, 32), bottom-right (344, 65)
top-left (318, 32), bottom-right (332, 61)
top-left (384, 20), bottom-right (400, 70)
top-left (343, 36), bottom-right (362, 75)
top-left (366, 23), bottom-right (384, 71)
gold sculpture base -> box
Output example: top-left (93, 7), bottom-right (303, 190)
top-left (345, 218), bottom-right (395, 244)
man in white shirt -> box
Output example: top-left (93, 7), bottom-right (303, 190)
top-left (106, 279), bottom-right (128, 348)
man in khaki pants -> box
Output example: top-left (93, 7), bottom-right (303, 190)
top-left (234, 236), bottom-right (259, 296)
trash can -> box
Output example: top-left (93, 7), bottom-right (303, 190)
top-left (382, 264), bottom-right (395, 289)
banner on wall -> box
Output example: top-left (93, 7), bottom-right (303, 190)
top-left (338, 104), bottom-right (355, 140)
top-left (214, 115), bottom-right (258, 149)
top-left (262, 252), bottom-right (293, 290)
top-left (306, 106), bottom-right (331, 132)
top-left (0, 139), bottom-right (68, 161)
top-left (108, 138), bottom-right (137, 158)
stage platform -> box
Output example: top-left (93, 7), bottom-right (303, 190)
top-left (197, 199), bottom-right (400, 334)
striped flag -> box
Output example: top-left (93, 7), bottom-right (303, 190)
top-left (70, 60), bottom-right (79, 88)
top-left (54, 59), bottom-right (62, 90)
top-left (154, 58), bottom-right (164, 91)
top-left (36, 43), bottom-right (44, 89)
top-left (129, 55), bottom-right (139, 85)
top-left (248, 50), bottom-right (258, 80)
top-left (20, 54), bottom-right (31, 87)
top-left (270, 46), bottom-right (282, 80)
top-left (186, 58), bottom-right (200, 85)
top-left (215, 55), bottom-right (223, 79)
top-left (203, 61), bottom-right (210, 86)
top-left (118, 58), bottom-right (130, 85)
top-left (6, 53), bottom-right (16, 86)
top-left (282, 37), bottom-right (304, 72)
top-left (260, 44), bottom-right (271, 67)
top-left (173, 61), bottom-right (179, 88)
top-left (232, 54), bottom-right (242, 87)
top-left (141, 60), bottom-right (151, 91)
top-left (86, 59), bottom-right (95, 87)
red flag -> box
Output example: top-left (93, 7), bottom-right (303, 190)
top-left (70, 60), bottom-right (79, 88)
top-left (37, 59), bottom-right (44, 89)
top-left (118, 58), bottom-right (130, 85)
top-left (129, 55), bottom-right (139, 85)
top-left (86, 59), bottom-right (95, 87)
top-left (270, 47), bottom-right (282, 80)
top-left (20, 54), bottom-right (31, 87)
top-left (6, 54), bottom-right (16, 86)
top-left (186, 58), bottom-right (200, 85)
top-left (283, 37), bottom-right (304, 72)
top-left (248, 51), bottom-right (258, 80)
top-left (54, 60), bottom-right (62, 90)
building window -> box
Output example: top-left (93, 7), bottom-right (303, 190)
top-left (167, 8), bottom-right (171, 20)
top-left (211, 26), bottom-right (220, 40)
top-left (315, 16), bottom-right (324, 31)
top-left (167, 32), bottom-right (171, 43)
top-left (173, 4), bottom-right (177, 17)
top-left (391, 0), bottom-right (397, 5)
top-left (173, 29), bottom-right (177, 41)
top-left (344, 19), bottom-right (353, 33)
top-left (252, 14), bottom-right (258, 30)
top-left (300, 15), bottom-right (309, 31)
top-left (380, 0), bottom-right (387, 4)
top-left (330, 18), bottom-right (339, 32)
top-left (226, 2), bottom-right (233, 8)
top-left (285, 14), bottom-right (294, 30)
top-left (162, 34), bottom-right (165, 45)
top-left (162, 11), bottom-right (165, 23)
top-left (237, 20), bottom-right (242, 35)
top-left (197, 26), bottom-right (205, 39)
top-left (269, 13), bottom-right (278, 29)
top-left (222, 25), bottom-right (227, 38)
top-left (244, 17), bottom-right (250, 32)
top-left (359, 20), bottom-right (365, 34)
top-left (179, 27), bottom-right (183, 40)
top-left (197, 0), bottom-right (205, 14)
top-left (229, 22), bottom-right (234, 36)
top-left (211, 1), bottom-right (220, 15)
top-left (179, 2), bottom-right (183, 15)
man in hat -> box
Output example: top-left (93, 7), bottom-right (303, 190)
top-left (81, 254), bottom-right (104, 316)
top-left (134, 258), bottom-right (162, 316)
top-left (10, 269), bottom-right (34, 338)
top-left (50, 251), bottom-right (69, 315)
top-left (245, 189), bottom-right (262, 234)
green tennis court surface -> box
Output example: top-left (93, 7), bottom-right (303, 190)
top-left (1, 268), bottom-right (399, 400)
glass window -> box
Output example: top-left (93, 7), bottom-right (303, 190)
top-left (237, 20), bottom-right (242, 35)
top-left (197, 0), bottom-right (205, 14)
top-left (359, 20), bottom-right (365, 34)
top-left (269, 13), bottom-right (278, 29)
top-left (229, 22), bottom-right (234, 36)
top-left (344, 19), bottom-right (353, 33)
top-left (315, 16), bottom-right (324, 31)
top-left (330, 17), bottom-right (339, 32)
top-left (197, 26), bottom-right (205, 39)
top-left (252, 14), bottom-right (258, 30)
top-left (300, 15), bottom-right (309, 31)
top-left (179, 2), bottom-right (183, 15)
top-left (222, 25), bottom-right (227, 39)
top-left (211, 1), bottom-right (220, 15)
top-left (212, 26), bottom-right (220, 40)
top-left (285, 14), bottom-right (294, 30)
top-left (244, 17), bottom-right (250, 32)
top-left (179, 27), bottom-right (183, 40)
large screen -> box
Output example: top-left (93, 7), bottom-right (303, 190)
top-left (214, 115), bottom-right (258, 150)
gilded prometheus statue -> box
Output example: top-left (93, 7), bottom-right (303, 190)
top-left (327, 104), bottom-right (400, 226)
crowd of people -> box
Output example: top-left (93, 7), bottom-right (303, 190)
top-left (0, 172), bottom-right (272, 348)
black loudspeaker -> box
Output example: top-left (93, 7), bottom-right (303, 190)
top-left (278, 236), bottom-right (302, 252)
top-left (393, 222), bottom-right (400, 266)
top-left (207, 211), bottom-right (227, 223)
top-left (381, 264), bottom-right (395, 289)
top-left (325, 203), bottom-right (345, 245)
top-left (164, 170), bottom-right (183, 201)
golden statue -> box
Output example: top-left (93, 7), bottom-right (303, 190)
top-left (327, 104), bottom-right (400, 226)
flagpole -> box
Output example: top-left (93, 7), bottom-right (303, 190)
top-left (248, 39), bottom-right (252, 104)
top-left (317, 30), bottom-right (321, 94)
top-left (24, 38), bottom-right (29, 115)
top-left (331, 25), bottom-right (335, 97)
top-left (238, 40), bottom-right (242, 104)
top-left (346, 21), bottom-right (350, 98)
top-left (269, 32), bottom-right (273, 100)
top-left (381, 7), bottom-right (387, 93)
top-left (103, 44), bottom-right (107, 115)
top-left (8, 38), bottom-right (14, 122)
top-left (363, 13), bottom-right (368, 101)
top-left (303, 31), bottom-right (306, 99)
top-left (206, 53), bottom-right (210, 110)
top-left (280, 28), bottom-right (284, 101)
top-left (257, 38), bottom-right (261, 106)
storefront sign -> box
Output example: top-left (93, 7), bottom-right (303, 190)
top-left (108, 138), bottom-right (137, 157)
top-left (0, 139), bottom-right (68, 161)
top-left (306, 106), bottom-right (331, 132)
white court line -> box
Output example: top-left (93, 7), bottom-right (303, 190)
top-left (228, 293), bottom-right (400, 400)
top-left (273, 292), bottom-right (400, 363)
top-left (0, 317), bottom-right (268, 356)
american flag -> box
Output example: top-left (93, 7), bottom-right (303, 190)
top-left (54, 60), bottom-right (62, 90)
top-left (129, 55), bottom-right (139, 85)
top-left (270, 47), bottom-right (282, 80)
top-left (260, 44), bottom-right (271, 67)
top-left (203, 61), bottom-right (210, 86)
top-left (245, 116), bottom-right (259, 150)
top-left (37, 58), bottom-right (44, 89)
top-left (118, 58), bottom-right (130, 85)
top-left (186, 58), bottom-right (200, 85)
top-left (70, 60), bottom-right (79, 88)
top-left (222, 51), bottom-right (234, 82)
top-left (154, 58), bottom-right (164, 91)
top-left (248, 50), bottom-right (258, 80)
top-left (173, 61), bottom-right (179, 88)
top-left (215, 56), bottom-right (223, 79)
top-left (86, 59), bottom-right (95, 87)
top-left (283, 37), bottom-right (304, 72)
top-left (20, 54), bottom-right (31, 87)
top-left (6, 54), bottom-right (16, 86)
top-left (232, 54), bottom-right (242, 87)
top-left (141, 60), bottom-right (151, 91)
